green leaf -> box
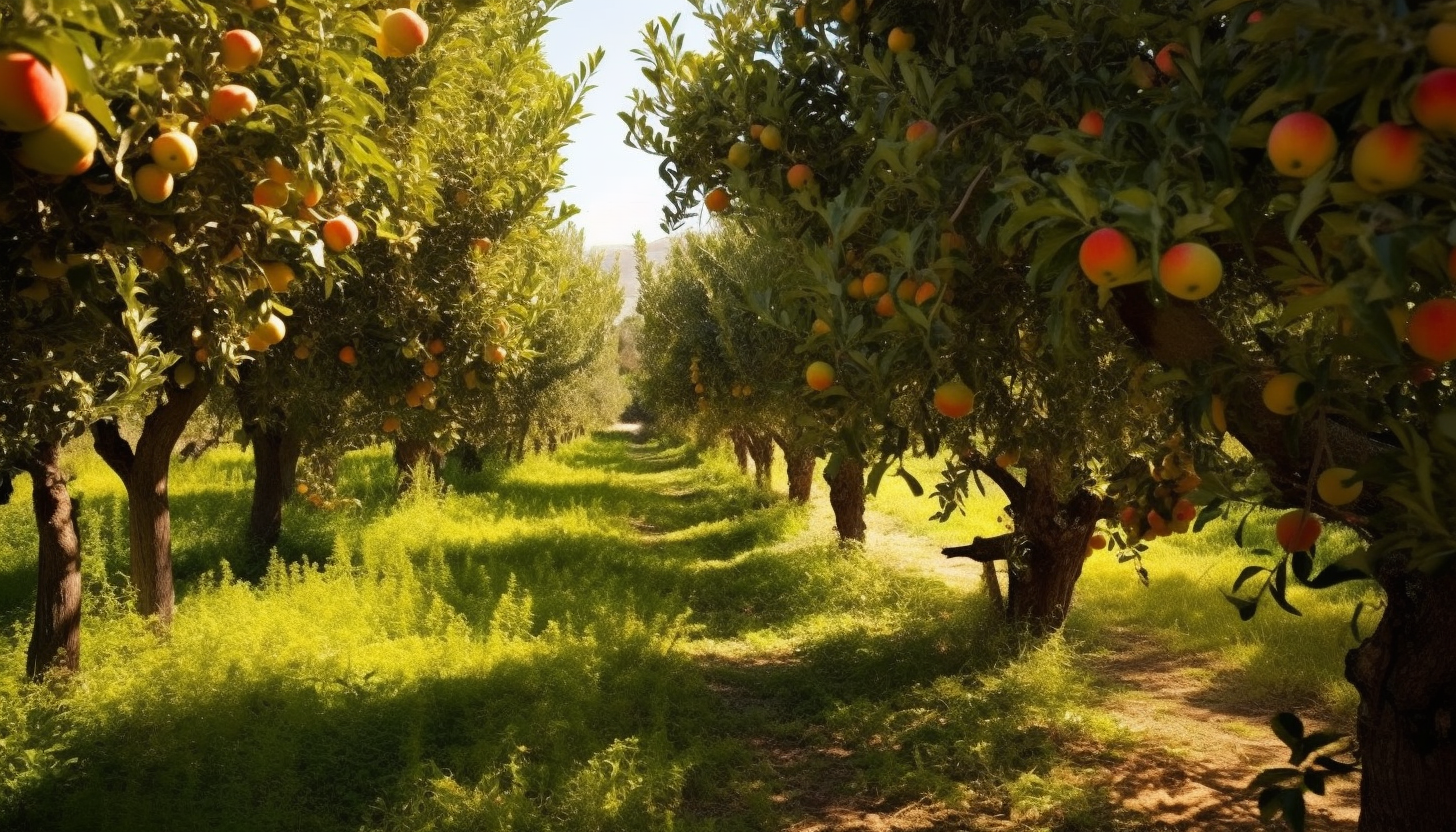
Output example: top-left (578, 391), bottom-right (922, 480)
top-left (1271, 713), bottom-right (1306, 758)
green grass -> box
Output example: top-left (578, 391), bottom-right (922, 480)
top-left (0, 433), bottom-right (1370, 831)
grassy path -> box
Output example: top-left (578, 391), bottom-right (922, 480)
top-left (0, 431), bottom-right (1367, 831)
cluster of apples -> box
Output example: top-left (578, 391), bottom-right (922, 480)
top-left (1078, 228), bottom-right (1223, 301)
top-left (844, 266), bottom-right (942, 318)
top-left (1, 50), bottom-right (98, 177)
top-left (1116, 436), bottom-right (1203, 543)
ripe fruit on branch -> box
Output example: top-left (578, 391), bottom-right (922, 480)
top-left (134, 164), bottom-right (175, 203)
top-left (1318, 468), bottom-right (1363, 506)
top-left (805, 361), bottom-right (835, 391)
top-left (1078, 110), bottom-right (1104, 138)
top-left (423, 361), bottom-right (441, 378)
top-left (758, 124), bottom-right (782, 151)
top-left (485, 344), bottom-right (507, 365)
top-left (727, 142), bottom-right (750, 168)
top-left (787, 163), bottom-right (813, 189)
top-left (173, 362), bottom-right (198, 389)
top-left (793, 5), bottom-right (807, 27)
top-left (1089, 534), bottom-right (1108, 551)
top-left (380, 8), bottom-right (430, 57)
top-left (874, 293), bottom-right (896, 317)
top-left (264, 157), bottom-right (294, 185)
top-left (1207, 395), bottom-right (1228, 434)
top-left (0, 50), bottom-right (67, 133)
top-left (139, 245), bottom-right (170, 273)
top-left (322, 215), bottom-right (360, 251)
top-left (846, 277), bottom-right (865, 299)
top-left (1262, 372), bottom-right (1309, 416)
top-left (1247, 10), bottom-right (1265, 24)
top-left (1429, 22), bottom-right (1456, 67)
top-left (1155, 43), bottom-right (1188, 78)
top-left (888, 27), bottom-right (915, 53)
top-left (905, 119), bottom-right (937, 144)
top-left (261, 262), bottom-right (294, 293)
top-left (301, 180), bottom-right (324, 208)
top-left (1159, 242), bottom-right (1223, 301)
top-left (933, 381), bottom-right (975, 418)
top-left (1267, 112), bottom-right (1336, 178)
top-left (151, 131), bottom-right (198, 174)
top-left (839, 0), bottom-right (859, 23)
top-left (382, 417), bottom-right (401, 434)
top-left (338, 345), bottom-right (358, 366)
top-left (860, 271), bottom-right (887, 297)
top-left (749, 124), bottom-right (765, 141)
top-left (811, 318), bottom-right (831, 336)
top-left (995, 450), bottom-right (1020, 469)
top-left (1276, 510), bottom-right (1323, 553)
top-left (427, 338), bottom-right (445, 356)
top-left (1408, 298), bottom-right (1456, 362)
top-left (1078, 227), bottom-right (1137, 286)
top-left (17, 111), bottom-right (96, 176)
top-left (914, 281), bottom-right (938, 305)
top-left (1351, 123), bottom-right (1424, 193)
top-left (471, 238), bottom-right (493, 256)
top-left (895, 278), bottom-right (919, 302)
top-left (209, 85), bottom-right (258, 123)
top-left (252, 180), bottom-right (289, 208)
top-left (246, 314), bottom-right (287, 351)
top-left (220, 30), bottom-right (263, 72)
top-left (704, 187), bottom-right (730, 213)
top-left (1413, 69), bottom-right (1456, 137)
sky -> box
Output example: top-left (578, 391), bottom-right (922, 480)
top-left (541, 0), bottom-right (709, 248)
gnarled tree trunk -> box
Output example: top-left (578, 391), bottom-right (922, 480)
top-left (943, 457), bottom-right (1106, 634)
top-left (785, 449), bottom-right (815, 503)
top-left (245, 424), bottom-right (301, 577)
top-left (827, 457), bottom-right (866, 542)
top-left (91, 381), bottom-right (209, 625)
top-left (746, 431), bottom-right (774, 489)
top-left (730, 430), bottom-right (749, 475)
top-left (1347, 564), bottom-right (1456, 831)
top-left (23, 442), bottom-right (81, 679)
top-left (394, 439), bottom-right (444, 494)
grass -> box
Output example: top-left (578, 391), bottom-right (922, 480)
top-left (0, 431), bottom-right (1372, 831)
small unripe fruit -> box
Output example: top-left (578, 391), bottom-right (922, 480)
top-left (18, 112), bottom-right (96, 176)
top-left (1408, 298), bottom-right (1456, 362)
top-left (0, 50), bottom-right (67, 133)
top-left (934, 381), bottom-right (975, 418)
top-left (996, 450), bottom-right (1020, 469)
top-left (1079, 228), bottom-right (1137, 286)
top-left (1262, 372), bottom-right (1308, 416)
top-left (220, 29), bottom-right (263, 72)
top-left (1351, 123), bottom-right (1424, 194)
top-left (1275, 510), bottom-right (1323, 553)
top-left (1267, 112), bottom-right (1336, 178)
top-left (134, 164), bottom-right (175, 203)
top-left (173, 362), bottom-right (198, 388)
top-left (759, 124), bottom-right (783, 151)
top-left (261, 262), bottom-right (294, 293)
top-left (338, 345), bottom-right (358, 366)
top-left (787, 163), bottom-right (813, 189)
top-left (1078, 110), bottom-right (1104, 138)
top-left (209, 85), bottom-right (258, 123)
top-left (888, 27), bottom-right (915, 53)
top-left (727, 141), bottom-right (751, 168)
top-left (704, 187), bottom-right (730, 213)
top-left (1159, 242), bottom-right (1223, 301)
top-left (150, 131), bottom-right (198, 175)
top-left (1155, 43), bottom-right (1189, 78)
top-left (380, 8), bottom-right (430, 57)
top-left (301, 179), bottom-right (324, 208)
top-left (1317, 468), bottom-right (1363, 506)
top-left (322, 215), bottom-right (360, 251)
top-left (805, 361), bottom-right (835, 391)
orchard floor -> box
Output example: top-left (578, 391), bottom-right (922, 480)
top-left (0, 429), bottom-right (1370, 831)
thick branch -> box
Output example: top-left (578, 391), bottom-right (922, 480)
top-left (90, 419), bottom-right (135, 480)
top-left (964, 453), bottom-right (1025, 513)
top-left (943, 533), bottom-right (1015, 563)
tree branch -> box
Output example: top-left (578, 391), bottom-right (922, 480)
top-left (90, 419), bottom-right (135, 481)
top-left (943, 533), bottom-right (1016, 563)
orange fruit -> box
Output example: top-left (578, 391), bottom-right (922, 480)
top-left (208, 84), bottom-right (258, 123)
top-left (1159, 242), bottom-right (1223, 301)
top-left (1155, 43), bottom-right (1189, 78)
top-left (382, 417), bottom-right (401, 434)
top-left (485, 344), bottom-right (507, 365)
top-left (1408, 298), bottom-right (1456, 362)
top-left (17, 112), bottom-right (96, 176)
top-left (1317, 468), bottom-right (1362, 506)
top-left (1078, 110), bottom-right (1104, 138)
top-left (996, 450), bottom-right (1020, 469)
top-left (150, 131), bottom-right (198, 175)
top-left (262, 262), bottom-right (294, 292)
top-left (423, 359), bottom-right (441, 378)
top-left (874, 293), bottom-right (896, 317)
top-left (1078, 228), bottom-right (1137, 286)
top-left (472, 238), bottom-right (493, 255)
top-left (933, 381), bottom-right (975, 418)
top-left (0, 50), bottom-right (67, 132)
top-left (252, 180), bottom-right (289, 208)
top-left (811, 318), bottom-right (831, 336)
top-left (914, 281), bottom-right (938, 305)
top-left (1429, 21), bottom-right (1456, 67)
top-left (787, 163), bottom-right (813, 189)
top-left (759, 124), bottom-right (783, 151)
top-left (220, 29), bottom-right (263, 72)
top-left (846, 277), bottom-right (865, 299)
top-left (322, 215), bottom-right (360, 251)
top-left (805, 361), bottom-right (835, 391)
top-left (1262, 372), bottom-right (1308, 416)
top-left (338, 345), bottom-right (358, 366)
top-left (861, 271), bottom-right (888, 297)
top-left (905, 119), bottom-right (937, 144)
top-left (1413, 69), bottom-right (1456, 137)
top-left (887, 27), bottom-right (915, 53)
top-left (1275, 510), bottom-right (1322, 553)
top-left (301, 179), bottom-right (324, 207)
top-left (1351, 123), bottom-right (1424, 194)
top-left (135, 164), bottom-right (175, 203)
top-left (1267, 112), bottom-right (1336, 178)
top-left (704, 187), bottom-right (730, 213)
top-left (895, 277), bottom-right (919, 302)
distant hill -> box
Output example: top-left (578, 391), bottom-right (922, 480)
top-left (591, 236), bottom-right (672, 319)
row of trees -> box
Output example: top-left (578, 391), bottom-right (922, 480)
top-left (1, 0), bottom-right (624, 684)
top-left (624, 0), bottom-right (1454, 827)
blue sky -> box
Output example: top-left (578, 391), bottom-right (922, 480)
top-left (542, 0), bottom-right (709, 248)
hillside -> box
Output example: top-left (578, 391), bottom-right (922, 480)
top-left (592, 235), bottom-right (672, 317)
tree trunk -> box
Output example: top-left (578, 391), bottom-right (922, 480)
top-left (731, 431), bottom-right (750, 475)
top-left (1347, 564), bottom-right (1456, 831)
top-left (827, 457), bottom-right (866, 542)
top-left (747, 432), bottom-right (774, 488)
top-left (91, 381), bottom-right (209, 625)
top-left (23, 442), bottom-right (81, 680)
top-left (785, 448), bottom-right (815, 503)
top-left (394, 439), bottom-right (444, 494)
top-left (244, 425), bottom-right (300, 578)
top-left (548, 432), bottom-right (558, 453)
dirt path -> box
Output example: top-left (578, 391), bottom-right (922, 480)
top-left (849, 507), bottom-right (1362, 831)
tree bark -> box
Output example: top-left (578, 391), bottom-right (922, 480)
top-left (746, 431), bottom-right (774, 488)
top-left (827, 457), bottom-right (866, 542)
top-left (1347, 563), bottom-right (1456, 831)
top-left (785, 448), bottom-right (815, 503)
top-left (730, 430), bottom-right (749, 475)
top-left (22, 442), bottom-right (81, 680)
top-left (244, 425), bottom-right (300, 578)
top-left (394, 439), bottom-right (444, 494)
top-left (91, 380), bottom-right (209, 625)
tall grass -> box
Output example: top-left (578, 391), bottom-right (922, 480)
top-left (0, 433), bottom-right (1368, 831)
